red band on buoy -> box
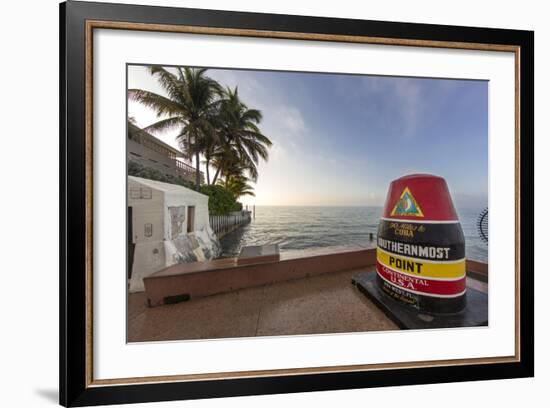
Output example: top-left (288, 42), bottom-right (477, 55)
top-left (382, 174), bottom-right (458, 221)
top-left (377, 174), bottom-right (467, 312)
top-left (376, 262), bottom-right (466, 297)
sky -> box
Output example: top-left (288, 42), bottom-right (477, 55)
top-left (127, 65), bottom-right (488, 209)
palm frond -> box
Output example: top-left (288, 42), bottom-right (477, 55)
top-left (128, 89), bottom-right (183, 117)
top-left (143, 117), bottom-right (183, 134)
top-left (148, 66), bottom-right (184, 102)
top-left (132, 65), bottom-right (271, 190)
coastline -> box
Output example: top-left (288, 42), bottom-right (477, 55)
top-left (218, 205), bottom-right (488, 262)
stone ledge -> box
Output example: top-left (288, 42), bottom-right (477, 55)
top-left (144, 248), bottom-right (377, 306)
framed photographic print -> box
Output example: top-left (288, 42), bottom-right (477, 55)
top-left (60, 0), bottom-right (534, 406)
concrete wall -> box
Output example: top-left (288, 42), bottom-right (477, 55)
top-left (128, 177), bottom-right (165, 243)
top-left (144, 249), bottom-right (377, 306)
top-left (163, 190), bottom-right (210, 237)
top-left (128, 176), bottom-right (220, 292)
top-left (128, 176), bottom-right (210, 242)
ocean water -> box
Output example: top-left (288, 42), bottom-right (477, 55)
top-left (219, 206), bottom-right (488, 262)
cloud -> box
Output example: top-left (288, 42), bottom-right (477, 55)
top-left (128, 65), bottom-right (485, 207)
top-left (275, 106), bottom-right (307, 134)
top-left (361, 76), bottom-right (422, 137)
top-left (391, 79), bottom-right (422, 136)
top-left (208, 70), bottom-right (264, 107)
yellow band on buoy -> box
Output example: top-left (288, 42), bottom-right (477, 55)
top-left (376, 248), bottom-right (465, 279)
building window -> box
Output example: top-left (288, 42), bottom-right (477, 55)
top-left (129, 188), bottom-right (141, 199)
top-left (129, 187), bottom-right (152, 199)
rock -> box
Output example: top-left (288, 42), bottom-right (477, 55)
top-left (130, 227), bottom-right (222, 293)
top-left (169, 227), bottom-right (221, 265)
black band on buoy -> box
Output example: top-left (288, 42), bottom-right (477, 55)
top-left (377, 175), bottom-right (466, 313)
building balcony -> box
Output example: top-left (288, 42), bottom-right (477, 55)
top-left (128, 123), bottom-right (204, 184)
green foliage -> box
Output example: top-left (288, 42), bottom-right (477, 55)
top-left (222, 175), bottom-right (256, 200)
top-left (200, 184), bottom-right (241, 215)
top-left (210, 86), bottom-right (272, 186)
top-left (128, 160), bottom-right (194, 189)
top-left (130, 67), bottom-right (273, 196)
top-left (128, 67), bottom-right (223, 190)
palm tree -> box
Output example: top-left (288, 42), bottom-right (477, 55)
top-left (128, 66), bottom-right (222, 190)
top-left (199, 111), bottom-right (224, 185)
top-left (221, 174), bottom-right (256, 199)
top-left (211, 87), bottom-right (272, 185)
top-left (210, 147), bottom-right (247, 186)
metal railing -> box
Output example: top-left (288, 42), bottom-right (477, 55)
top-left (210, 211), bottom-right (252, 238)
top-left (175, 160), bottom-right (205, 183)
top-left (175, 159), bottom-right (196, 175)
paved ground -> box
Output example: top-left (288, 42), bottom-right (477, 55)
top-left (127, 267), bottom-right (399, 342)
top-left (128, 267), bottom-right (488, 342)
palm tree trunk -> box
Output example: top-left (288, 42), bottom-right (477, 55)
top-left (205, 158), bottom-right (211, 185)
top-left (212, 167), bottom-right (221, 185)
top-left (195, 149), bottom-right (200, 191)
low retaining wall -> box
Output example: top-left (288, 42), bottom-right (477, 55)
top-left (465, 259), bottom-right (488, 282)
top-left (144, 248), bottom-right (377, 307)
top-left (143, 248), bottom-right (489, 307)
top-left (129, 227), bottom-right (222, 293)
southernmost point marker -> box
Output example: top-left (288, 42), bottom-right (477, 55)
top-left (353, 174), bottom-right (488, 329)
top-left (376, 174), bottom-right (466, 313)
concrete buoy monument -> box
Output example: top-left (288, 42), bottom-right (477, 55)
top-left (376, 174), bottom-right (466, 313)
top-left (353, 174), bottom-right (488, 329)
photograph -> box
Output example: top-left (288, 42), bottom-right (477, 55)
top-left (55, 1), bottom-right (535, 405)
top-left (126, 64), bottom-right (489, 342)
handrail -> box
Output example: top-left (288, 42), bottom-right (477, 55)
top-left (175, 159), bottom-right (195, 173)
top-left (210, 211), bottom-right (252, 238)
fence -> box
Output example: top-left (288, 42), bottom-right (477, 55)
top-left (175, 159), bottom-right (204, 183)
top-left (210, 211), bottom-right (252, 238)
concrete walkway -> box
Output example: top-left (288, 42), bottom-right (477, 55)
top-left (128, 267), bottom-right (399, 342)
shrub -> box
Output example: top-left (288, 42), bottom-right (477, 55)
top-left (200, 185), bottom-right (241, 215)
top-left (128, 160), bottom-right (195, 190)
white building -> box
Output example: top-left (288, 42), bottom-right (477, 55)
top-left (128, 176), bottom-right (220, 292)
